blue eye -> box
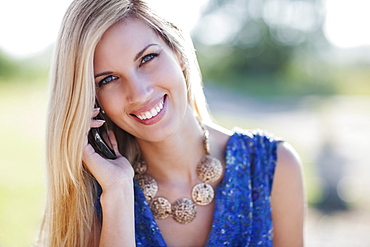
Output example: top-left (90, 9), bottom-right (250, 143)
top-left (98, 75), bottom-right (118, 87)
top-left (140, 53), bottom-right (158, 65)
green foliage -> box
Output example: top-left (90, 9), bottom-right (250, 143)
top-left (0, 48), bottom-right (50, 85)
top-left (193, 0), bottom-right (337, 96)
top-left (194, 22), bottom-right (295, 78)
top-left (0, 50), bottom-right (18, 79)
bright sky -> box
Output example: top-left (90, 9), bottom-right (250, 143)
top-left (0, 0), bottom-right (369, 58)
top-left (324, 0), bottom-right (370, 48)
top-left (0, 0), bottom-right (207, 58)
top-left (0, 1), bottom-right (70, 58)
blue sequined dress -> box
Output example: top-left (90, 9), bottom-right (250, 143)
top-left (133, 129), bottom-right (279, 246)
top-left (95, 129), bottom-right (279, 246)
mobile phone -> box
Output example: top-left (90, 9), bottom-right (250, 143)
top-left (88, 124), bottom-right (117, 159)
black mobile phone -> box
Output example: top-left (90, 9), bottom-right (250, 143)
top-left (88, 123), bottom-right (117, 160)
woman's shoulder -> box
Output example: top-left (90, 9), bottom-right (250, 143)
top-left (206, 123), bottom-right (233, 163)
top-left (207, 122), bottom-right (282, 146)
top-left (207, 123), bottom-right (281, 161)
top-left (211, 124), bottom-right (279, 147)
top-left (207, 122), bottom-right (233, 141)
top-left (224, 127), bottom-right (301, 173)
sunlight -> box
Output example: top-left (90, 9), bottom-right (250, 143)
top-left (0, 0), bottom-right (71, 58)
top-left (1, 0), bottom-right (370, 58)
top-left (324, 0), bottom-right (370, 48)
top-left (148, 0), bottom-right (208, 32)
top-left (0, 0), bottom-right (207, 58)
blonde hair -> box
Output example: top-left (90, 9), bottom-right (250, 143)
top-left (39, 0), bottom-right (210, 246)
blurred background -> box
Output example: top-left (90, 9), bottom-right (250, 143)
top-left (0, 0), bottom-right (369, 246)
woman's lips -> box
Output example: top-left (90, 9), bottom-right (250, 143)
top-left (130, 95), bottom-right (167, 124)
top-left (135, 97), bottom-right (164, 120)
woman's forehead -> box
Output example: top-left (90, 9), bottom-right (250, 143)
top-left (95, 18), bottom-right (162, 55)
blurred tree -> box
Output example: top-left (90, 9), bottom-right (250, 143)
top-left (0, 49), bottom-right (18, 80)
top-left (0, 48), bottom-right (50, 84)
top-left (192, 0), bottom-right (329, 95)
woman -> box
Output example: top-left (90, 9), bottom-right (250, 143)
top-left (39, 0), bottom-right (305, 246)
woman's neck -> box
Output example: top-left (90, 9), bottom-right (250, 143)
top-left (136, 114), bottom-right (205, 184)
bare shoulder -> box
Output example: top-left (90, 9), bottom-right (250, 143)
top-left (274, 142), bottom-right (305, 202)
top-left (276, 142), bottom-right (303, 177)
top-left (272, 141), bottom-right (305, 247)
top-left (207, 123), bottom-right (233, 148)
top-left (206, 123), bottom-right (233, 162)
top-left (272, 141), bottom-right (304, 209)
top-left (207, 122), bottom-right (233, 138)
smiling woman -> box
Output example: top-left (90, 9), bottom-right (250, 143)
top-left (94, 18), bottom-right (189, 137)
top-left (38, 0), bottom-right (305, 246)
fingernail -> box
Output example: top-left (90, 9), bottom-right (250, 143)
top-left (96, 119), bottom-right (105, 123)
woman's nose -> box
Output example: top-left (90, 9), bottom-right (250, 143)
top-left (125, 74), bottom-right (154, 104)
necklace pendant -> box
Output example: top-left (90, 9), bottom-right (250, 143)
top-left (172, 198), bottom-right (197, 224)
top-left (135, 174), bottom-right (158, 202)
top-left (192, 183), bottom-right (214, 206)
top-left (134, 160), bottom-right (147, 174)
top-left (197, 155), bottom-right (223, 183)
top-left (150, 197), bottom-right (172, 220)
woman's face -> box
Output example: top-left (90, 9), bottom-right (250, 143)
top-left (94, 18), bottom-right (189, 142)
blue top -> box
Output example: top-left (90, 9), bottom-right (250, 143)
top-left (133, 129), bottom-right (279, 246)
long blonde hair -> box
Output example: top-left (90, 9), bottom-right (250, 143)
top-left (39, 0), bottom-right (209, 246)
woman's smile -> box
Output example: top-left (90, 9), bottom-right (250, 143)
top-left (94, 18), bottom-right (188, 141)
top-left (130, 95), bottom-right (167, 124)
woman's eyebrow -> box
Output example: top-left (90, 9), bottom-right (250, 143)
top-left (134, 43), bottom-right (159, 61)
top-left (94, 44), bottom-right (160, 78)
top-left (94, 71), bottom-right (113, 79)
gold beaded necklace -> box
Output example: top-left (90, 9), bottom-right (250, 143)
top-left (134, 122), bottom-right (223, 224)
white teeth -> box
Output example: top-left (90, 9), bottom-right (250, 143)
top-left (150, 108), bottom-right (157, 117)
top-left (136, 98), bottom-right (164, 120)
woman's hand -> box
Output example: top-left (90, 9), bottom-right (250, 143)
top-left (82, 108), bottom-right (134, 191)
top-left (83, 108), bottom-right (136, 246)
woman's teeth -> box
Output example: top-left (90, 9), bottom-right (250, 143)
top-left (136, 98), bottom-right (164, 120)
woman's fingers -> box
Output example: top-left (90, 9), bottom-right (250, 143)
top-left (83, 142), bottom-right (134, 189)
top-left (82, 144), bottom-right (113, 184)
top-left (108, 130), bottom-right (121, 157)
top-left (92, 107), bottom-right (100, 117)
top-left (83, 107), bottom-right (134, 188)
top-left (91, 119), bottom-right (105, 128)
top-left (91, 108), bottom-right (105, 128)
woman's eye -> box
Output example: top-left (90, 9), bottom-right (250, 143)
top-left (140, 53), bottom-right (158, 65)
top-left (98, 75), bottom-right (118, 87)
